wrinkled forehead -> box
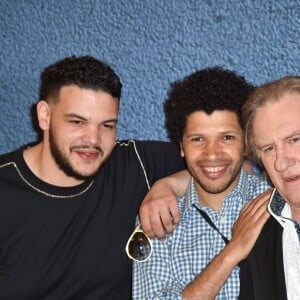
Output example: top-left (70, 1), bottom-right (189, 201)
top-left (253, 92), bottom-right (300, 141)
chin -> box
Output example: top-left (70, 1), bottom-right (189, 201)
top-left (78, 167), bottom-right (100, 178)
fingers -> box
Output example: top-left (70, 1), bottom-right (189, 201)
top-left (231, 189), bottom-right (273, 259)
top-left (239, 188), bottom-right (272, 221)
top-left (138, 170), bottom-right (188, 239)
top-left (156, 201), bottom-right (180, 236)
top-left (139, 199), bottom-right (179, 239)
top-left (139, 202), bottom-right (153, 236)
top-left (168, 200), bottom-right (181, 226)
top-left (143, 211), bottom-right (165, 239)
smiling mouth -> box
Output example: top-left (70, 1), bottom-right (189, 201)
top-left (201, 165), bottom-right (228, 179)
top-left (284, 175), bottom-right (300, 182)
top-left (78, 151), bottom-right (99, 158)
top-left (72, 145), bottom-right (104, 156)
top-left (73, 148), bottom-right (102, 161)
top-left (203, 166), bottom-right (226, 173)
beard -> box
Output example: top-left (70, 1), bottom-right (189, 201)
top-left (49, 129), bottom-right (100, 181)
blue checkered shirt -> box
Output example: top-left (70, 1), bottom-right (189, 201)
top-left (132, 169), bottom-right (270, 299)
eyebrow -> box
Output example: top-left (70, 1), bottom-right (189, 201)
top-left (220, 130), bottom-right (242, 135)
top-left (185, 129), bottom-right (241, 136)
top-left (257, 131), bottom-right (300, 149)
top-left (281, 131), bottom-right (300, 143)
top-left (102, 119), bottom-right (118, 124)
top-left (256, 142), bottom-right (273, 150)
top-left (64, 113), bottom-right (86, 120)
top-left (64, 113), bottom-right (118, 124)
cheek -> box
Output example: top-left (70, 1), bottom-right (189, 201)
top-left (229, 143), bottom-right (244, 155)
top-left (261, 158), bottom-right (277, 180)
top-left (55, 130), bottom-right (72, 142)
top-left (218, 147), bottom-right (243, 161)
top-left (260, 155), bottom-right (272, 168)
top-left (181, 151), bottom-right (199, 167)
top-left (52, 128), bottom-right (80, 147)
top-left (102, 131), bottom-right (117, 146)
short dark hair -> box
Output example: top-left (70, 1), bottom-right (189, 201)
top-left (164, 66), bottom-right (255, 143)
top-left (39, 55), bottom-right (122, 101)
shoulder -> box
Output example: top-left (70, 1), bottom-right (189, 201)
top-left (235, 170), bottom-right (270, 203)
top-left (111, 139), bottom-right (184, 185)
top-left (0, 144), bottom-right (35, 174)
top-left (115, 139), bottom-right (179, 151)
top-left (246, 217), bottom-right (283, 261)
top-left (0, 149), bottom-right (18, 167)
top-left (114, 139), bottom-right (181, 162)
top-left (260, 217), bottom-right (283, 238)
top-left (242, 169), bottom-right (270, 191)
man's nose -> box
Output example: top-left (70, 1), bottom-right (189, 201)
top-left (204, 141), bottom-right (219, 159)
top-left (274, 147), bottom-right (295, 172)
top-left (82, 126), bottom-right (100, 145)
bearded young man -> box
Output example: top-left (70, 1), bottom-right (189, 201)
top-left (0, 55), bottom-right (187, 299)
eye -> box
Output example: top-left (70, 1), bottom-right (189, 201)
top-left (190, 136), bottom-right (203, 143)
top-left (289, 136), bottom-right (300, 144)
top-left (262, 145), bottom-right (275, 153)
top-left (102, 123), bottom-right (116, 130)
top-left (223, 135), bottom-right (234, 141)
top-left (70, 120), bottom-right (84, 126)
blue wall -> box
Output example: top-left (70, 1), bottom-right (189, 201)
top-left (0, 0), bottom-right (299, 154)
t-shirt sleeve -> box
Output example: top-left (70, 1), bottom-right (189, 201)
top-left (134, 140), bottom-right (186, 186)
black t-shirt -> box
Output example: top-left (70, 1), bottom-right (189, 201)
top-left (0, 140), bottom-right (185, 300)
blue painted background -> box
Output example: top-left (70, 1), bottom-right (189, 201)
top-left (0, 0), bottom-right (299, 154)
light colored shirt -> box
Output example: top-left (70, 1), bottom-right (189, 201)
top-left (133, 169), bottom-right (269, 300)
top-left (268, 192), bottom-right (300, 300)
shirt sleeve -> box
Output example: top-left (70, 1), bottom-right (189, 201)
top-left (132, 236), bottom-right (185, 300)
top-left (133, 140), bottom-right (186, 186)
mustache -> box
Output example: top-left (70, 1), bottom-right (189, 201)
top-left (71, 144), bottom-right (104, 156)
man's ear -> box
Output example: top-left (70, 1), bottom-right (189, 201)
top-left (179, 142), bottom-right (184, 157)
top-left (243, 159), bottom-right (254, 174)
top-left (36, 100), bottom-right (51, 130)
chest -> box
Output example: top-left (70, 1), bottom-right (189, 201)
top-left (0, 166), bottom-right (148, 299)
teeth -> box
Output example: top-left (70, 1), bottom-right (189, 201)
top-left (204, 166), bottom-right (225, 172)
top-left (287, 176), bottom-right (298, 181)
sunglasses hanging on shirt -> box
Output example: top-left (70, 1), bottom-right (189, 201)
top-left (126, 224), bottom-right (153, 262)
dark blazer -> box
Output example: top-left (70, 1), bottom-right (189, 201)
top-left (239, 217), bottom-right (288, 300)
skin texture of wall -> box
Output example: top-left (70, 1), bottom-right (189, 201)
top-left (0, 0), bottom-right (299, 153)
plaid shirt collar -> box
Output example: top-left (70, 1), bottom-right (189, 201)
top-left (183, 168), bottom-right (249, 213)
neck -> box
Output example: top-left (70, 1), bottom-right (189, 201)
top-left (291, 208), bottom-right (300, 223)
top-left (195, 178), bottom-right (239, 212)
top-left (195, 185), bottom-right (227, 211)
